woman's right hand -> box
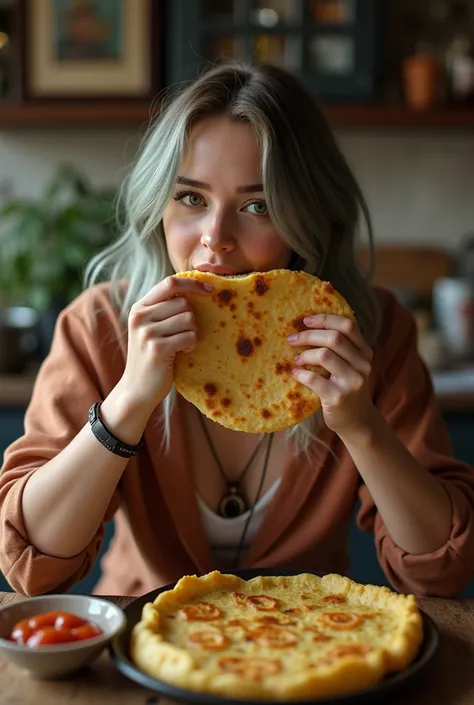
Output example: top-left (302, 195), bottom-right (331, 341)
top-left (119, 275), bottom-right (213, 410)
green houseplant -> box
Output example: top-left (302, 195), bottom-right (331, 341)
top-left (0, 163), bottom-right (117, 359)
top-left (0, 163), bottom-right (117, 313)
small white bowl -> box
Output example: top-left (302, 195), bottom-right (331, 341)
top-left (0, 594), bottom-right (126, 679)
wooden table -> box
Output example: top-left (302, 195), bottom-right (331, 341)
top-left (1, 592), bottom-right (474, 704)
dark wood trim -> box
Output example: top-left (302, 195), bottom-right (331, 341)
top-left (1, 102), bottom-right (474, 128)
top-left (0, 100), bottom-right (157, 126)
top-left (322, 104), bottom-right (474, 128)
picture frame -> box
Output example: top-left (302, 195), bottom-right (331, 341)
top-left (17, 0), bottom-right (162, 101)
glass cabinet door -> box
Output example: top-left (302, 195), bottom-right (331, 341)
top-left (303, 0), bottom-right (380, 100)
top-left (166, 0), bottom-right (381, 101)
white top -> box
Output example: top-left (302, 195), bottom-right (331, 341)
top-left (197, 480), bottom-right (281, 569)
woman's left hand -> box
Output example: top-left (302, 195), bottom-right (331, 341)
top-left (287, 314), bottom-right (375, 436)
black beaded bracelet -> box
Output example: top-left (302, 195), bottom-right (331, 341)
top-left (88, 402), bottom-right (144, 458)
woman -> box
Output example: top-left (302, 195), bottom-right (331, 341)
top-left (1, 62), bottom-right (473, 598)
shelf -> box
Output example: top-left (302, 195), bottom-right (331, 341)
top-left (322, 104), bottom-right (474, 128)
top-left (1, 101), bottom-right (474, 128)
top-left (0, 100), bottom-right (156, 127)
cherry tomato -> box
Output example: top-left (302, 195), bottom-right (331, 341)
top-left (10, 619), bottom-right (34, 645)
top-left (26, 627), bottom-right (78, 647)
top-left (8, 610), bottom-right (102, 647)
top-left (27, 611), bottom-right (65, 631)
top-left (54, 613), bottom-right (87, 630)
top-left (71, 624), bottom-right (103, 641)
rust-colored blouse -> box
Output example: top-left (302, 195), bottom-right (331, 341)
top-left (1, 284), bottom-right (473, 598)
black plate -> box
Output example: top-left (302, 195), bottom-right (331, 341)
top-left (109, 568), bottom-right (439, 705)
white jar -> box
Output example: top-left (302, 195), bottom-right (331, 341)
top-left (432, 277), bottom-right (474, 361)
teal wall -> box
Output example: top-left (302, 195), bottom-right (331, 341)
top-left (1, 406), bottom-right (473, 596)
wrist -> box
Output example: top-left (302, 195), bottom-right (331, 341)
top-left (337, 403), bottom-right (383, 450)
top-left (100, 383), bottom-right (155, 446)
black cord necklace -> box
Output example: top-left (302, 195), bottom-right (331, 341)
top-left (232, 431), bottom-right (274, 569)
top-left (197, 412), bottom-right (268, 518)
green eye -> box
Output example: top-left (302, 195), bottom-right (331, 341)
top-left (173, 190), bottom-right (206, 207)
top-left (247, 201), bottom-right (268, 215)
top-left (188, 194), bottom-right (203, 206)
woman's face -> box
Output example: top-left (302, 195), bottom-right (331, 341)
top-left (163, 115), bottom-right (292, 276)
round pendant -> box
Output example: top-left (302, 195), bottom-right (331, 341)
top-left (219, 487), bottom-right (247, 518)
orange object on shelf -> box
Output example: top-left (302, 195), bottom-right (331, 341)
top-left (403, 53), bottom-right (442, 112)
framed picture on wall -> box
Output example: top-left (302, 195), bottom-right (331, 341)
top-left (17, 0), bottom-right (162, 101)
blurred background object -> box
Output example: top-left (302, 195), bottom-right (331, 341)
top-left (0, 305), bottom-right (38, 374)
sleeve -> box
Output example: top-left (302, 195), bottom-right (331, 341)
top-left (0, 300), bottom-right (120, 596)
top-left (356, 291), bottom-right (474, 597)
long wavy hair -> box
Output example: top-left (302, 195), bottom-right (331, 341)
top-left (85, 61), bottom-right (379, 456)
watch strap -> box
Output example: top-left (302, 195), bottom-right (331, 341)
top-left (88, 402), bottom-right (144, 458)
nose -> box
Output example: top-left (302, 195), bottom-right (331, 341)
top-left (200, 214), bottom-right (235, 253)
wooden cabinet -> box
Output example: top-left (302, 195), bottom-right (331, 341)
top-left (166, 0), bottom-right (382, 101)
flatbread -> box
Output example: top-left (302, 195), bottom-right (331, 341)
top-left (130, 570), bottom-right (424, 701)
top-left (173, 269), bottom-right (355, 433)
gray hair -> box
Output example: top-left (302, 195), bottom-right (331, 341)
top-left (85, 61), bottom-right (379, 456)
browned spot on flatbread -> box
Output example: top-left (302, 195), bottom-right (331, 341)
top-left (230, 304), bottom-right (236, 312)
top-left (292, 317), bottom-right (306, 332)
top-left (237, 336), bottom-right (253, 357)
top-left (253, 275), bottom-right (269, 296)
top-left (204, 383), bottom-right (217, 395)
top-left (275, 362), bottom-right (291, 374)
top-left (221, 398), bottom-right (231, 407)
top-left (287, 389), bottom-right (314, 420)
top-left (254, 337), bottom-right (262, 347)
top-left (261, 409), bottom-right (271, 419)
top-left (219, 321), bottom-right (226, 328)
top-left (218, 289), bottom-right (235, 306)
top-left (324, 283), bottom-right (334, 294)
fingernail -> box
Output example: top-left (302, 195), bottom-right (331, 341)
top-left (203, 283), bottom-right (213, 291)
top-left (293, 355), bottom-right (300, 363)
top-left (287, 334), bottom-right (299, 342)
top-left (304, 316), bottom-right (315, 324)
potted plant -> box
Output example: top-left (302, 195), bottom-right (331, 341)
top-left (0, 163), bottom-right (117, 357)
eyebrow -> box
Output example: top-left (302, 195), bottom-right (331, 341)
top-left (176, 176), bottom-right (264, 194)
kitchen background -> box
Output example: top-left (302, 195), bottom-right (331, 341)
top-left (0, 0), bottom-right (474, 595)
